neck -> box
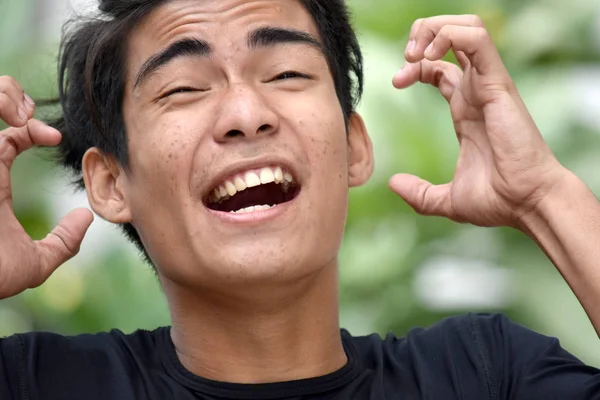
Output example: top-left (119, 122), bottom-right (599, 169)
top-left (162, 261), bottom-right (346, 384)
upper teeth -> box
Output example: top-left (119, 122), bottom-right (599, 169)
top-left (210, 166), bottom-right (294, 203)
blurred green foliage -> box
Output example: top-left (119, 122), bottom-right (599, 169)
top-left (1, 0), bottom-right (600, 366)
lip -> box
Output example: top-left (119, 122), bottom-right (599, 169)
top-left (206, 189), bottom-right (300, 225)
top-left (201, 155), bottom-right (301, 201)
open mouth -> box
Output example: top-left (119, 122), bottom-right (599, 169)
top-left (205, 166), bottom-right (301, 214)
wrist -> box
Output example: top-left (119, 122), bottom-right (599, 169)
top-left (517, 168), bottom-right (588, 235)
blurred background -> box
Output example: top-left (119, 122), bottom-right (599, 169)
top-left (1, 0), bottom-right (600, 366)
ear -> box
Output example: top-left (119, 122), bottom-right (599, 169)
top-left (347, 113), bottom-right (374, 188)
top-left (82, 148), bottom-right (133, 224)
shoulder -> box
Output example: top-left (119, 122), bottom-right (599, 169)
top-left (395, 312), bottom-right (560, 358)
top-left (347, 313), bottom-right (542, 360)
top-left (406, 312), bottom-right (557, 356)
top-left (346, 314), bottom-right (597, 399)
top-left (3, 327), bottom-right (165, 363)
top-left (385, 313), bottom-right (569, 373)
top-left (344, 314), bottom-right (522, 398)
top-left (344, 315), bottom-right (513, 379)
top-left (1, 327), bottom-right (168, 399)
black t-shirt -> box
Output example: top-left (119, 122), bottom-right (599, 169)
top-left (1, 313), bottom-right (599, 399)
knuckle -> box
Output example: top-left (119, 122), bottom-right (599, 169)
top-left (410, 18), bottom-right (425, 36)
top-left (0, 92), bottom-right (10, 107)
top-left (0, 133), bottom-right (17, 156)
top-left (420, 21), bottom-right (438, 40)
top-left (0, 76), bottom-right (21, 93)
top-left (0, 92), bottom-right (17, 123)
top-left (413, 18), bottom-right (425, 27)
top-left (475, 27), bottom-right (492, 43)
top-left (419, 18), bottom-right (432, 31)
top-left (0, 94), bottom-right (19, 123)
top-left (467, 14), bottom-right (485, 27)
top-left (0, 133), bottom-right (10, 151)
top-left (437, 25), bottom-right (452, 37)
top-left (51, 227), bottom-right (78, 255)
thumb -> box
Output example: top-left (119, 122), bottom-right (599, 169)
top-left (35, 208), bottom-right (94, 280)
top-left (389, 174), bottom-right (453, 218)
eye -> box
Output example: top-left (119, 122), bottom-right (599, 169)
top-left (273, 71), bottom-right (311, 81)
top-left (160, 86), bottom-right (200, 99)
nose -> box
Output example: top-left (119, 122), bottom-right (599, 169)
top-left (212, 83), bottom-right (279, 142)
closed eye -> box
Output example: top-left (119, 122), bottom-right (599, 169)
top-left (160, 86), bottom-right (203, 99)
top-left (273, 71), bottom-right (311, 81)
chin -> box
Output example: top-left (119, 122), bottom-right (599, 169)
top-left (204, 239), bottom-right (337, 286)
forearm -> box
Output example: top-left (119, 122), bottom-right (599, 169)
top-left (520, 170), bottom-right (600, 336)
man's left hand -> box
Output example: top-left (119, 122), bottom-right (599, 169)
top-left (389, 15), bottom-right (568, 228)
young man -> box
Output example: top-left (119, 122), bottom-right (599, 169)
top-left (0, 0), bottom-right (599, 399)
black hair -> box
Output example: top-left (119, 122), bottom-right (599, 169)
top-left (51, 0), bottom-right (363, 265)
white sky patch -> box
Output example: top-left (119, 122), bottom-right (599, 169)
top-left (41, 0), bottom-right (96, 39)
top-left (414, 257), bottom-right (515, 310)
top-left (569, 67), bottom-right (600, 132)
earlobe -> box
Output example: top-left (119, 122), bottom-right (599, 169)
top-left (347, 113), bottom-right (374, 188)
top-left (82, 148), bottom-right (133, 224)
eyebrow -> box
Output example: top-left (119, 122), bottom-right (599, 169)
top-left (133, 38), bottom-right (211, 90)
top-left (133, 27), bottom-right (323, 91)
top-left (247, 27), bottom-right (322, 51)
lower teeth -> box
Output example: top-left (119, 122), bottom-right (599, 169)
top-left (232, 205), bottom-right (273, 214)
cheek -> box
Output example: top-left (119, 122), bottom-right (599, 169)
top-left (125, 122), bottom-right (204, 266)
top-left (132, 122), bottom-right (191, 181)
top-left (299, 110), bottom-right (350, 241)
top-left (282, 85), bottom-right (348, 177)
top-left (304, 113), bottom-right (348, 184)
top-left (126, 121), bottom-right (201, 222)
top-left (302, 116), bottom-right (349, 262)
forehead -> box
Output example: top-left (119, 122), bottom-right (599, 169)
top-left (128, 0), bottom-right (319, 61)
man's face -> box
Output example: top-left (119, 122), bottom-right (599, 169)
top-left (118, 0), bottom-right (371, 289)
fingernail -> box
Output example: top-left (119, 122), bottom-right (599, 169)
top-left (18, 107), bottom-right (28, 121)
top-left (424, 43), bottom-right (434, 57)
top-left (24, 93), bottom-right (35, 109)
top-left (22, 100), bottom-right (33, 111)
top-left (406, 39), bottom-right (416, 54)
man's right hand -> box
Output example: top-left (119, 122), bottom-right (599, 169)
top-left (0, 76), bottom-right (93, 300)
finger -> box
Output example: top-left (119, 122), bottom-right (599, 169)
top-left (0, 120), bottom-right (62, 169)
top-left (0, 76), bottom-right (34, 127)
top-left (406, 15), bottom-right (485, 60)
top-left (0, 93), bottom-right (31, 128)
top-left (406, 16), bottom-right (508, 78)
top-left (421, 25), bottom-right (509, 78)
top-left (0, 121), bottom-right (62, 210)
top-left (35, 208), bottom-right (94, 282)
top-left (454, 50), bottom-right (470, 70)
top-left (389, 174), bottom-right (454, 218)
top-left (405, 18), bottom-right (425, 55)
top-left (393, 60), bottom-right (463, 103)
